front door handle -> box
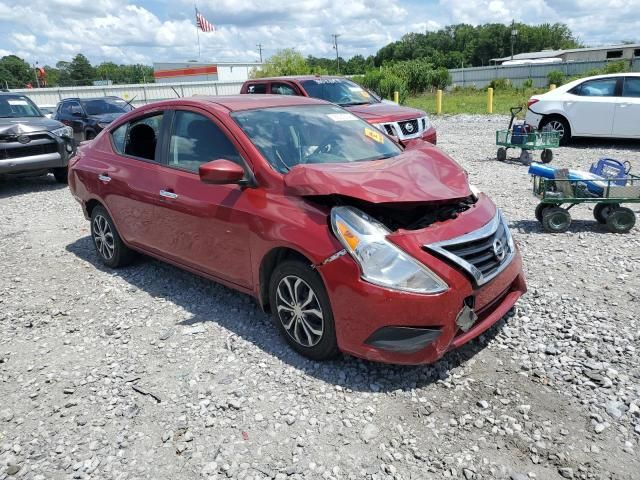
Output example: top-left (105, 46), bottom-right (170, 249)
top-left (98, 174), bottom-right (111, 183)
top-left (160, 189), bottom-right (178, 199)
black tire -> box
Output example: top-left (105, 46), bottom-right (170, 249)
top-left (85, 131), bottom-right (96, 141)
top-left (593, 202), bottom-right (619, 224)
top-left (497, 147), bottom-right (507, 162)
top-left (542, 207), bottom-right (571, 233)
top-left (52, 167), bottom-right (68, 184)
top-left (541, 149), bottom-right (553, 164)
top-left (606, 207), bottom-right (636, 233)
top-left (535, 202), bottom-right (557, 223)
top-left (268, 260), bottom-right (339, 361)
top-left (540, 116), bottom-right (571, 146)
top-left (90, 206), bottom-right (135, 268)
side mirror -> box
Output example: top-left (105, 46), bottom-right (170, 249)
top-left (199, 159), bottom-right (245, 185)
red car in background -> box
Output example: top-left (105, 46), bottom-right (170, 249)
top-left (68, 95), bottom-right (525, 365)
top-left (241, 76), bottom-right (437, 145)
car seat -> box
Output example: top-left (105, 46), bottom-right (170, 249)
top-left (187, 120), bottom-right (240, 163)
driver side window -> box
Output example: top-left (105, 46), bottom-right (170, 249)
top-left (168, 111), bottom-right (242, 173)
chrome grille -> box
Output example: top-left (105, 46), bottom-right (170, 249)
top-left (424, 210), bottom-right (515, 286)
top-left (398, 119), bottom-right (419, 136)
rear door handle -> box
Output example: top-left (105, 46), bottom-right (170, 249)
top-left (159, 189), bottom-right (178, 199)
top-left (98, 174), bottom-right (111, 183)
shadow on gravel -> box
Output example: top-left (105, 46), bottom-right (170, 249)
top-left (568, 138), bottom-right (640, 151)
top-left (66, 235), bottom-right (508, 393)
top-left (0, 174), bottom-right (66, 199)
top-left (510, 218), bottom-right (622, 234)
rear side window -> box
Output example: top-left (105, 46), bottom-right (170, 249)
top-left (271, 83), bottom-right (297, 95)
top-left (168, 110), bottom-right (242, 172)
top-left (622, 77), bottom-right (640, 98)
top-left (573, 78), bottom-right (618, 97)
top-left (246, 83), bottom-right (267, 94)
top-left (111, 124), bottom-right (127, 153)
top-left (117, 113), bottom-right (164, 161)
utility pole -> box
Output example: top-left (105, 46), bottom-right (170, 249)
top-left (331, 34), bottom-right (341, 73)
top-left (256, 44), bottom-right (263, 63)
top-left (510, 20), bottom-right (518, 61)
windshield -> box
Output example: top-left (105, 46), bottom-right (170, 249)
top-left (301, 79), bottom-right (379, 106)
top-left (232, 104), bottom-right (401, 174)
top-left (81, 98), bottom-right (132, 116)
top-left (0, 95), bottom-right (42, 118)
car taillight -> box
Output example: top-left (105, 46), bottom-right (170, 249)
top-left (527, 98), bottom-right (539, 109)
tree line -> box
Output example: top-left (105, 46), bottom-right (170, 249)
top-left (0, 53), bottom-right (154, 89)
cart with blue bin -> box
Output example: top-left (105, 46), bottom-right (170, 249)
top-left (496, 107), bottom-right (560, 164)
top-left (530, 158), bottom-right (639, 233)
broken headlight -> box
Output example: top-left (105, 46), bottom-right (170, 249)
top-left (331, 206), bottom-right (448, 294)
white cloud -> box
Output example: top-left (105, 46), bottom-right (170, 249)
top-left (0, 0), bottom-right (638, 67)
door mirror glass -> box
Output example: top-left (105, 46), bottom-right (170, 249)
top-left (199, 159), bottom-right (245, 184)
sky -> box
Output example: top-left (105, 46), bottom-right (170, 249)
top-left (0, 0), bottom-right (639, 66)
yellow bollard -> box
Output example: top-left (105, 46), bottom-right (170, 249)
top-left (393, 91), bottom-right (399, 104)
top-left (487, 87), bottom-right (494, 114)
top-left (550, 84), bottom-right (557, 91)
top-left (436, 89), bottom-right (443, 115)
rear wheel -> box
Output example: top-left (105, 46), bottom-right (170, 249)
top-left (52, 167), bottom-right (68, 184)
top-left (85, 131), bottom-right (96, 141)
top-left (269, 260), bottom-right (339, 361)
top-left (90, 206), bottom-right (135, 267)
top-left (540, 116), bottom-right (571, 146)
top-left (593, 202), bottom-right (619, 224)
top-left (540, 149), bottom-right (553, 164)
top-left (497, 147), bottom-right (507, 162)
top-left (535, 202), bottom-right (558, 223)
top-left (606, 207), bottom-right (636, 233)
top-left (542, 207), bottom-right (571, 233)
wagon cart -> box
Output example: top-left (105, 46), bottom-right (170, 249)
top-left (531, 161), bottom-right (640, 233)
top-left (496, 107), bottom-right (560, 164)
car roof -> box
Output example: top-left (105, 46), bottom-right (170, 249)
top-left (244, 75), bottom-right (348, 82)
top-left (144, 94), bottom-right (330, 112)
top-left (61, 96), bottom-right (124, 101)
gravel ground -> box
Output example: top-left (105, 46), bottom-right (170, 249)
top-left (1, 115), bottom-right (639, 480)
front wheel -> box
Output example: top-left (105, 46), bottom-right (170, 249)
top-left (497, 147), bottom-right (507, 162)
top-left (269, 260), bottom-right (339, 361)
top-left (606, 207), bottom-right (636, 233)
top-left (593, 202), bottom-right (619, 224)
top-left (541, 149), bottom-right (553, 164)
top-left (52, 167), bottom-right (68, 184)
top-left (542, 207), bottom-right (571, 233)
top-left (90, 206), bottom-right (135, 268)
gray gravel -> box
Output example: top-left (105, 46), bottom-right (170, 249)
top-left (1, 115), bottom-right (639, 480)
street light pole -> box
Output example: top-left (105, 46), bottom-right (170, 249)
top-left (331, 34), bottom-right (341, 74)
top-left (510, 20), bottom-right (518, 61)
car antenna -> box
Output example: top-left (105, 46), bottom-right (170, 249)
top-left (171, 87), bottom-right (182, 98)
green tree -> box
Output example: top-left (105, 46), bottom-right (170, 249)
top-left (252, 49), bottom-right (310, 78)
top-left (0, 55), bottom-right (34, 88)
top-left (68, 53), bottom-right (95, 85)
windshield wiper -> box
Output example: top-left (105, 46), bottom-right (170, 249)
top-left (339, 101), bottom-right (371, 106)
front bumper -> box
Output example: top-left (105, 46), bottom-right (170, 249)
top-left (320, 248), bottom-right (525, 365)
top-left (0, 132), bottom-right (76, 175)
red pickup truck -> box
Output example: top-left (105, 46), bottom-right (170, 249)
top-left (240, 76), bottom-right (437, 145)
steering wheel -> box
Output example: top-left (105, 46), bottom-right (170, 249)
top-left (338, 95), bottom-right (352, 105)
top-left (305, 139), bottom-right (335, 163)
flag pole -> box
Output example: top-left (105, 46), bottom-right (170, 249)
top-left (195, 5), bottom-right (201, 60)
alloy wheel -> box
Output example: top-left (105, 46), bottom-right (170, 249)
top-left (547, 120), bottom-right (565, 138)
top-left (275, 275), bottom-right (324, 347)
top-left (92, 214), bottom-right (115, 260)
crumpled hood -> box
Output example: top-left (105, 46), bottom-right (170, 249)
top-left (284, 143), bottom-right (471, 204)
top-left (345, 102), bottom-right (425, 121)
top-left (0, 116), bottom-right (64, 136)
top-left (89, 112), bottom-right (122, 123)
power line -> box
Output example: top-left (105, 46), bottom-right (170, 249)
top-left (331, 34), bottom-right (341, 73)
top-left (256, 43), bottom-right (263, 63)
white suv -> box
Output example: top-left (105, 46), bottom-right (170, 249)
top-left (525, 73), bottom-right (640, 145)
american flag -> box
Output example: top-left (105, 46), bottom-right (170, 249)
top-left (196, 9), bottom-right (215, 32)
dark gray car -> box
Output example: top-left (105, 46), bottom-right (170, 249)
top-left (0, 93), bottom-right (76, 183)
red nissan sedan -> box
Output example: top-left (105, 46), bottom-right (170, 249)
top-left (68, 95), bottom-right (526, 365)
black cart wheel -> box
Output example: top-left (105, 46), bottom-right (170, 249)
top-left (535, 203), bottom-right (558, 223)
top-left (540, 149), bottom-right (553, 164)
top-left (593, 202), bottom-right (620, 224)
top-left (497, 147), bottom-right (507, 162)
top-left (606, 207), bottom-right (636, 233)
top-left (542, 207), bottom-right (571, 233)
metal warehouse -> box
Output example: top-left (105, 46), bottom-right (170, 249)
top-left (492, 43), bottom-right (640, 65)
